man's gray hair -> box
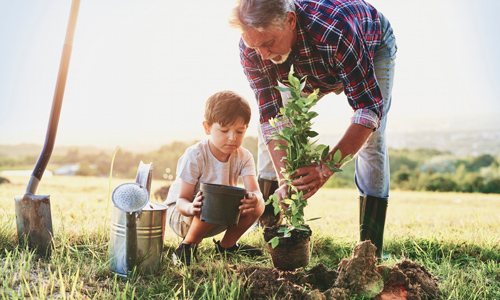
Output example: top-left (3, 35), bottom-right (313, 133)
top-left (229, 0), bottom-right (295, 32)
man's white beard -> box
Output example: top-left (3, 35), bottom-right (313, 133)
top-left (270, 48), bottom-right (292, 64)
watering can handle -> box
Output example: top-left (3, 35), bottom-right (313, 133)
top-left (135, 161), bottom-right (153, 196)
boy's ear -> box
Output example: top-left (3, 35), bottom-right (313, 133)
top-left (202, 121), bottom-right (211, 135)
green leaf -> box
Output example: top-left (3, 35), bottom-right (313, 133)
top-left (274, 205), bottom-right (281, 216)
top-left (281, 199), bottom-right (293, 205)
top-left (321, 145), bottom-right (330, 160)
top-left (275, 86), bottom-right (293, 93)
top-left (307, 111), bottom-right (319, 119)
top-left (295, 225), bottom-right (310, 231)
top-left (286, 102), bottom-right (301, 112)
top-left (278, 227), bottom-right (288, 233)
top-left (325, 161), bottom-right (342, 172)
top-left (299, 79), bottom-right (306, 92)
top-left (340, 153), bottom-right (354, 164)
top-left (333, 149), bottom-right (342, 163)
top-left (306, 130), bottom-right (323, 138)
top-left (281, 127), bottom-right (294, 137)
top-left (306, 217), bottom-right (321, 222)
top-left (269, 237), bottom-right (280, 248)
top-left (288, 71), bottom-right (300, 87)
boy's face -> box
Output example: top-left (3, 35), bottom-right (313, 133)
top-left (203, 117), bottom-right (248, 162)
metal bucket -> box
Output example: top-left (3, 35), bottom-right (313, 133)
top-left (109, 201), bottom-right (167, 276)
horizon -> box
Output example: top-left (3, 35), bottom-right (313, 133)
top-left (1, 0), bottom-right (500, 150)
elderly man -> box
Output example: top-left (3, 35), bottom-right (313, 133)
top-left (229, 0), bottom-right (397, 260)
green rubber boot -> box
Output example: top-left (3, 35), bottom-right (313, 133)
top-left (359, 195), bottom-right (388, 261)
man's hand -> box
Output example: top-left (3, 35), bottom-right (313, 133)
top-left (290, 161), bottom-right (334, 199)
top-left (274, 183), bottom-right (289, 203)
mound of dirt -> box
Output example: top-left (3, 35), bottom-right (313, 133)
top-left (375, 259), bottom-right (440, 300)
top-left (238, 241), bottom-right (441, 300)
top-left (325, 241), bottom-right (384, 298)
top-left (238, 266), bottom-right (311, 300)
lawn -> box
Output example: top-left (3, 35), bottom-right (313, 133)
top-left (1, 175), bottom-right (499, 299)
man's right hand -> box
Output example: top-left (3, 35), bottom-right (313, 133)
top-left (275, 183), bottom-right (289, 205)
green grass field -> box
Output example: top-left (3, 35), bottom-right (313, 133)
top-left (1, 175), bottom-right (499, 299)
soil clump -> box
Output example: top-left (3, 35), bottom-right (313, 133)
top-left (263, 224), bottom-right (312, 246)
top-left (238, 241), bottom-right (440, 299)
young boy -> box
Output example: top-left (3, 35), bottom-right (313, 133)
top-left (164, 90), bottom-right (265, 266)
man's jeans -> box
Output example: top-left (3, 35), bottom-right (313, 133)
top-left (355, 12), bottom-right (396, 199)
top-left (257, 13), bottom-right (397, 199)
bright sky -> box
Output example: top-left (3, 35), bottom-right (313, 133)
top-left (1, 0), bottom-right (499, 151)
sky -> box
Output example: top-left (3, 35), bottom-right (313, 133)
top-left (1, 0), bottom-right (499, 151)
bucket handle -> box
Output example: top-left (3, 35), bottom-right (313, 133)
top-left (135, 161), bottom-right (153, 196)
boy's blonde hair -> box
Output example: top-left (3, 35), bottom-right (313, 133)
top-left (204, 90), bottom-right (251, 127)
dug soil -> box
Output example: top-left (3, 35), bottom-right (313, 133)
top-left (263, 224), bottom-right (312, 246)
top-left (236, 241), bottom-right (440, 300)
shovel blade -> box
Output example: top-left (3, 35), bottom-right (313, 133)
top-left (14, 194), bottom-right (53, 257)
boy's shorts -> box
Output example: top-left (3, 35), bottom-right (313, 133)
top-left (166, 203), bottom-right (228, 238)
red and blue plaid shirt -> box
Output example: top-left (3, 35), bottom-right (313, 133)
top-left (240, 0), bottom-right (383, 142)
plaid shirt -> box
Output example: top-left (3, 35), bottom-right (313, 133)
top-left (240, 0), bottom-right (383, 142)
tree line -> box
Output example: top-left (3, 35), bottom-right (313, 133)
top-left (327, 148), bottom-right (500, 193)
top-left (1, 138), bottom-right (499, 194)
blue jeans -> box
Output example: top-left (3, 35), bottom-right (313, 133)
top-left (355, 12), bottom-right (397, 199)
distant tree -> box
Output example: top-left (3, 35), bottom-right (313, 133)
top-left (419, 156), bottom-right (456, 174)
top-left (419, 173), bottom-right (457, 192)
top-left (394, 165), bottom-right (411, 183)
top-left (468, 154), bottom-right (497, 172)
top-left (457, 173), bottom-right (484, 193)
top-left (481, 178), bottom-right (500, 193)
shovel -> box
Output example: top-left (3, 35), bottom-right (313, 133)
top-left (14, 0), bottom-right (80, 257)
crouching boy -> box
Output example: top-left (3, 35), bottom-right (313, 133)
top-left (164, 90), bottom-right (265, 266)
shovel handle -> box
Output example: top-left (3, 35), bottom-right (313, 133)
top-left (28, 0), bottom-right (81, 194)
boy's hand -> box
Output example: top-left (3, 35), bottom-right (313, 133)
top-left (239, 192), bottom-right (261, 216)
top-left (189, 191), bottom-right (203, 216)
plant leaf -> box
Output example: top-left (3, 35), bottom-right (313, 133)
top-left (275, 86), bottom-right (293, 93)
top-left (340, 153), bottom-right (354, 164)
top-left (333, 149), bottom-right (342, 163)
top-left (288, 71), bottom-right (300, 87)
top-left (269, 237), bottom-right (280, 248)
top-left (295, 225), bottom-right (310, 231)
top-left (321, 145), bottom-right (330, 160)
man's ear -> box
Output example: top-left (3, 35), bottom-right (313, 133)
top-left (286, 11), bottom-right (297, 28)
top-left (203, 121), bottom-right (211, 135)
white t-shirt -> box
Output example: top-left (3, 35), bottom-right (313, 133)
top-left (164, 139), bottom-right (256, 205)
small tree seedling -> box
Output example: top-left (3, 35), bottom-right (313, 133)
top-left (266, 66), bottom-right (352, 248)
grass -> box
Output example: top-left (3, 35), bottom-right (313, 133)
top-left (1, 175), bottom-right (499, 299)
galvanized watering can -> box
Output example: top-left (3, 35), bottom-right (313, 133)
top-left (109, 162), bottom-right (167, 277)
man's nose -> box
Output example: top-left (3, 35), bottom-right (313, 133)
top-left (256, 47), bottom-right (271, 60)
top-left (228, 131), bottom-right (236, 141)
